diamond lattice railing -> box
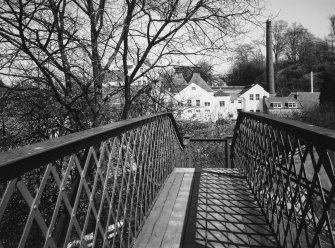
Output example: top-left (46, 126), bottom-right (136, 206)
top-left (0, 113), bottom-right (185, 248)
top-left (232, 112), bottom-right (335, 248)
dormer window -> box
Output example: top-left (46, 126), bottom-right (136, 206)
top-left (270, 102), bottom-right (282, 108)
top-left (192, 87), bottom-right (196, 90)
top-left (286, 102), bottom-right (297, 108)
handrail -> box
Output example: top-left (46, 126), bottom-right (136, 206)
top-left (232, 112), bottom-right (335, 247)
top-left (232, 112), bottom-right (335, 151)
top-left (0, 113), bottom-right (184, 182)
top-left (0, 112), bottom-right (185, 248)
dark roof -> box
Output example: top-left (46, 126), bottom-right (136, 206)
top-left (189, 73), bottom-right (213, 92)
top-left (104, 70), bottom-right (124, 82)
top-left (214, 90), bottom-right (232, 97)
top-left (170, 73), bottom-right (188, 93)
top-left (211, 86), bottom-right (245, 91)
top-left (264, 97), bottom-right (303, 109)
top-left (288, 92), bottom-right (320, 109)
top-left (230, 94), bottom-right (239, 101)
top-left (238, 84), bottom-right (254, 96)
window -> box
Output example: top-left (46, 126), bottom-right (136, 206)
top-left (237, 109), bottom-right (242, 113)
top-left (271, 102), bottom-right (282, 108)
top-left (187, 100), bottom-right (192, 106)
top-left (196, 100), bottom-right (200, 106)
top-left (219, 101), bottom-right (225, 107)
top-left (187, 110), bottom-right (192, 113)
top-left (231, 100), bottom-right (234, 103)
top-left (256, 109), bottom-right (260, 112)
top-left (286, 102), bottom-right (297, 108)
top-left (256, 94), bottom-right (260, 100)
top-left (238, 100), bottom-right (242, 104)
top-left (196, 109), bottom-right (200, 113)
top-left (192, 114), bottom-right (196, 117)
top-left (250, 110), bottom-right (254, 112)
top-left (192, 87), bottom-right (196, 90)
top-left (205, 102), bottom-right (210, 106)
top-left (178, 102), bottom-right (183, 106)
top-left (249, 94), bottom-right (254, 100)
top-left (205, 110), bottom-right (210, 113)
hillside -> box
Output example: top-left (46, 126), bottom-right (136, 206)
top-left (274, 62), bottom-right (335, 96)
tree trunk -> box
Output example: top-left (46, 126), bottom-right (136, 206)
top-left (121, 76), bottom-right (131, 120)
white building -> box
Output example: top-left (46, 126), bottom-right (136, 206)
top-left (172, 72), bottom-right (269, 121)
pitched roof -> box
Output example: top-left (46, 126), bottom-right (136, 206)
top-left (264, 97), bottom-right (303, 109)
top-left (214, 90), bottom-right (232, 97)
top-left (238, 84), bottom-right (254, 96)
top-left (238, 84), bottom-right (267, 96)
top-left (211, 86), bottom-right (245, 91)
top-left (230, 94), bottom-right (239, 101)
top-left (288, 92), bottom-right (320, 109)
top-left (189, 73), bottom-right (213, 92)
top-left (170, 73), bottom-right (188, 93)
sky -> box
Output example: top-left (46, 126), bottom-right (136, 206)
top-left (265, 0), bottom-right (335, 39)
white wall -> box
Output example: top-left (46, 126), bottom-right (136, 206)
top-left (240, 84), bottom-right (269, 112)
top-left (174, 84), bottom-right (269, 122)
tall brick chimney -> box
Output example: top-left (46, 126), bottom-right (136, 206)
top-left (266, 20), bottom-right (275, 96)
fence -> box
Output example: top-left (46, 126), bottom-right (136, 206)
top-left (2, 111), bottom-right (335, 248)
top-left (232, 112), bottom-right (335, 248)
top-left (0, 113), bottom-right (184, 248)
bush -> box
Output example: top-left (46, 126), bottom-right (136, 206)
top-left (176, 118), bottom-right (236, 138)
top-left (289, 104), bottom-right (335, 130)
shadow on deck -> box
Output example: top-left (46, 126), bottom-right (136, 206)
top-left (183, 169), bottom-right (280, 248)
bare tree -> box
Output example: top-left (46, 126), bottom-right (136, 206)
top-left (272, 20), bottom-right (288, 64)
top-left (284, 22), bottom-right (313, 62)
top-left (0, 0), bottom-right (265, 134)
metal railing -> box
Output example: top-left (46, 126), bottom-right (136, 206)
top-left (3, 111), bottom-right (335, 248)
top-left (0, 113), bottom-right (185, 248)
top-left (232, 112), bottom-right (335, 248)
top-left (184, 136), bottom-right (233, 170)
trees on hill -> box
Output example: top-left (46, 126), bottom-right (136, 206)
top-left (227, 17), bottom-right (335, 96)
top-left (227, 43), bottom-right (265, 86)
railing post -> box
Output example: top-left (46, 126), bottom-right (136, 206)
top-left (183, 134), bottom-right (191, 168)
top-left (225, 136), bottom-right (233, 168)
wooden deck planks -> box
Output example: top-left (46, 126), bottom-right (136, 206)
top-left (182, 168), bottom-right (281, 248)
top-left (134, 168), bottom-right (280, 248)
top-left (133, 168), bottom-right (195, 248)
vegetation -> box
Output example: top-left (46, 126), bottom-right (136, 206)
top-left (177, 118), bottom-right (236, 138)
top-left (227, 15), bottom-right (335, 98)
top-left (0, 0), bottom-right (265, 151)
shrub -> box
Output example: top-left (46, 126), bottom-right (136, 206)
top-left (176, 118), bottom-right (235, 138)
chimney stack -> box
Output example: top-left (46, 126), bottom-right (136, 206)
top-left (266, 20), bottom-right (275, 96)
